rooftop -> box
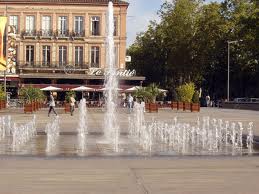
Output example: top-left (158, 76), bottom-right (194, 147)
top-left (0, 0), bottom-right (129, 6)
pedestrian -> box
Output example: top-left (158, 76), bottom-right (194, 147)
top-left (128, 93), bottom-right (133, 113)
top-left (48, 92), bottom-right (57, 117)
top-left (70, 95), bottom-right (76, 116)
top-left (206, 95), bottom-right (211, 107)
top-left (121, 93), bottom-right (126, 107)
top-left (140, 98), bottom-right (146, 113)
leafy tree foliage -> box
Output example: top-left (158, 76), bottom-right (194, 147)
top-left (127, 0), bottom-right (258, 100)
top-left (19, 86), bottom-right (45, 103)
top-left (176, 82), bottom-right (195, 103)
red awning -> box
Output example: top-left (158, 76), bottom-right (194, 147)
top-left (0, 77), bottom-right (19, 81)
top-left (22, 84), bottom-right (136, 91)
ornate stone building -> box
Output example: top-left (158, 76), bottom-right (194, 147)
top-left (0, 0), bottom-right (144, 97)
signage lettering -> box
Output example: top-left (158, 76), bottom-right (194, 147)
top-left (88, 68), bottom-right (136, 77)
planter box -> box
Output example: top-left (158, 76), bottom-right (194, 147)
top-left (183, 102), bottom-right (191, 111)
top-left (145, 103), bottom-right (150, 112)
top-left (171, 101), bottom-right (178, 110)
top-left (24, 103), bottom-right (34, 113)
top-left (177, 102), bottom-right (183, 110)
top-left (146, 103), bottom-right (158, 113)
top-left (38, 102), bottom-right (42, 109)
top-left (64, 103), bottom-right (70, 113)
top-left (0, 100), bottom-right (6, 109)
top-left (32, 102), bottom-right (36, 111)
top-left (191, 103), bottom-right (200, 112)
top-left (35, 101), bottom-right (39, 110)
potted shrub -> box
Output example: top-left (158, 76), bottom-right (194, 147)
top-left (191, 91), bottom-right (200, 112)
top-left (65, 91), bottom-right (75, 113)
top-left (176, 82), bottom-right (195, 111)
top-left (133, 86), bottom-right (149, 112)
top-left (20, 86), bottom-right (45, 113)
top-left (145, 83), bottom-right (161, 113)
top-left (133, 84), bottom-right (161, 113)
top-left (20, 87), bottom-right (33, 113)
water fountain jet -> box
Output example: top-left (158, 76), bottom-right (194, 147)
top-left (103, 1), bottom-right (120, 152)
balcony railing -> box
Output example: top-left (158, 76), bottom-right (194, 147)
top-left (21, 30), bottom-right (37, 38)
top-left (18, 61), bottom-right (89, 70)
top-left (71, 30), bottom-right (85, 38)
top-left (55, 30), bottom-right (70, 38)
top-left (90, 63), bottom-right (100, 68)
top-left (39, 29), bottom-right (53, 38)
top-left (20, 30), bottom-right (88, 40)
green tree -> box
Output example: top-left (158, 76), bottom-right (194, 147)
top-left (127, 0), bottom-right (258, 99)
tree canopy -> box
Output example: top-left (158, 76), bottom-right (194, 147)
top-left (127, 0), bottom-right (258, 100)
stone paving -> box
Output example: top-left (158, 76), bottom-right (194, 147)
top-left (0, 157), bottom-right (258, 194)
top-left (1, 107), bottom-right (259, 135)
top-left (0, 107), bottom-right (258, 193)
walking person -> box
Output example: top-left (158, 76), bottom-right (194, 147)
top-left (206, 95), bottom-right (211, 107)
top-left (140, 98), bottom-right (146, 113)
top-left (48, 92), bottom-right (57, 117)
top-left (128, 94), bottom-right (133, 113)
top-left (70, 95), bottom-right (76, 116)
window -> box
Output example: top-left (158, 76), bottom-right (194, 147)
top-left (58, 16), bottom-right (67, 36)
top-left (59, 46), bottom-right (67, 65)
top-left (114, 16), bottom-right (117, 36)
top-left (26, 45), bottom-right (34, 65)
top-left (90, 46), bottom-right (100, 67)
top-left (42, 16), bottom-right (51, 36)
top-left (25, 16), bottom-right (35, 34)
top-left (75, 46), bottom-right (83, 66)
top-left (74, 16), bottom-right (84, 36)
top-left (91, 16), bottom-right (100, 36)
top-left (9, 15), bottom-right (18, 32)
top-left (42, 46), bottom-right (50, 66)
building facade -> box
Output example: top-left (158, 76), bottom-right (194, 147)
top-left (0, 0), bottom-right (144, 98)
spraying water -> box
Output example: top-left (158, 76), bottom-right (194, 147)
top-left (128, 105), bottom-right (255, 155)
top-left (12, 115), bottom-right (36, 152)
top-left (104, 1), bottom-right (119, 152)
top-left (45, 116), bottom-right (60, 154)
top-left (77, 98), bottom-right (88, 153)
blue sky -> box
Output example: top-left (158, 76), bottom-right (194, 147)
top-left (126, 0), bottom-right (223, 47)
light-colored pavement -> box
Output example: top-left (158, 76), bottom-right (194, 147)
top-left (0, 157), bottom-right (258, 194)
top-left (0, 107), bottom-right (259, 194)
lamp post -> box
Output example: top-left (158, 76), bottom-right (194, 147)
top-left (227, 40), bottom-right (242, 101)
top-left (4, 5), bottom-right (7, 105)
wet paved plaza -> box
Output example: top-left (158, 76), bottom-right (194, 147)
top-left (0, 107), bottom-right (258, 157)
top-left (0, 107), bottom-right (259, 193)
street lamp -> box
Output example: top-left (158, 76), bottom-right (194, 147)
top-left (227, 40), bottom-right (242, 101)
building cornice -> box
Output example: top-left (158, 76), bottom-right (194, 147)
top-left (19, 73), bottom-right (145, 81)
top-left (0, 0), bottom-right (129, 7)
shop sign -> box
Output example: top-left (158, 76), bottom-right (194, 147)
top-left (88, 68), bottom-right (136, 77)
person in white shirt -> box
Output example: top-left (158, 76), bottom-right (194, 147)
top-left (140, 98), bottom-right (146, 113)
top-left (70, 95), bottom-right (76, 116)
top-left (128, 94), bottom-right (133, 113)
top-left (206, 95), bottom-right (211, 107)
top-left (48, 93), bottom-right (57, 117)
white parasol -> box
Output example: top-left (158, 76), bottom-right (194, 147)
top-left (40, 86), bottom-right (63, 91)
